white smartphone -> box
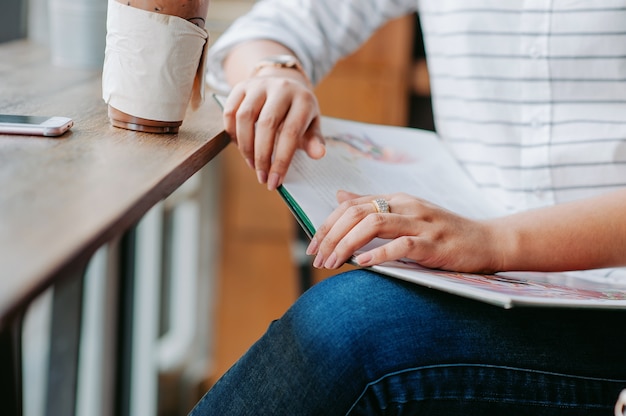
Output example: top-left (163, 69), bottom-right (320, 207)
top-left (0, 114), bottom-right (74, 137)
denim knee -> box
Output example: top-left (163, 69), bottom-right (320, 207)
top-left (276, 270), bottom-right (445, 380)
top-left (279, 270), bottom-right (387, 374)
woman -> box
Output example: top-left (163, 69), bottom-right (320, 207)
top-left (191, 0), bottom-right (626, 414)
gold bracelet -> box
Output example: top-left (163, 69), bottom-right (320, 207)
top-left (251, 54), bottom-right (307, 78)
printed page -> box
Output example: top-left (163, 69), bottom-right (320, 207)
top-left (282, 117), bottom-right (506, 233)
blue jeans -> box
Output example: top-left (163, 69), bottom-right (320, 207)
top-left (190, 270), bottom-right (626, 415)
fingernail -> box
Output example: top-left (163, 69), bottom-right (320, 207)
top-left (256, 170), bottom-right (267, 184)
top-left (245, 158), bottom-right (255, 170)
top-left (306, 237), bottom-right (318, 255)
top-left (323, 252), bottom-right (337, 269)
top-left (313, 253), bottom-right (324, 269)
top-left (267, 172), bottom-right (281, 191)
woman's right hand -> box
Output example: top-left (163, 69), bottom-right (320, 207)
top-left (223, 67), bottom-right (326, 191)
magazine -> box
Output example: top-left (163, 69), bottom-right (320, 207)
top-left (278, 116), bottom-right (626, 309)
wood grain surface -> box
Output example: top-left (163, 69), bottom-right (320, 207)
top-left (0, 40), bottom-right (228, 326)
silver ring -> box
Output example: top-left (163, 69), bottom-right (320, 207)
top-left (371, 198), bottom-right (390, 214)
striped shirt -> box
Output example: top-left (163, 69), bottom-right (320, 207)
top-left (207, 0), bottom-right (626, 281)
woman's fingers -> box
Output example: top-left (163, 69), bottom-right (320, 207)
top-left (307, 191), bottom-right (491, 272)
top-left (301, 119), bottom-right (326, 160)
top-left (224, 76), bottom-right (324, 190)
top-left (253, 94), bottom-right (292, 185)
top-left (222, 85), bottom-right (244, 145)
top-left (314, 211), bottom-right (410, 269)
top-left (264, 93), bottom-right (323, 190)
top-left (308, 192), bottom-right (405, 267)
top-left (311, 192), bottom-right (410, 251)
top-left (354, 236), bottom-right (427, 267)
top-left (308, 193), bottom-right (377, 254)
top-left (224, 85), bottom-right (268, 169)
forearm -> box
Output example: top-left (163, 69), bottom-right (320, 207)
top-left (491, 189), bottom-right (626, 272)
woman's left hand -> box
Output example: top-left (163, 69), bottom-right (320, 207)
top-left (306, 190), bottom-right (502, 273)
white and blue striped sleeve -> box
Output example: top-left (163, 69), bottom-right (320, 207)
top-left (206, 0), bottom-right (418, 93)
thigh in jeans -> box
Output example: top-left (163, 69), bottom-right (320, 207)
top-left (190, 269), bottom-right (626, 415)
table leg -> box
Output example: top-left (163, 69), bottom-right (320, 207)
top-left (114, 228), bottom-right (137, 416)
top-left (0, 312), bottom-right (24, 416)
top-left (45, 267), bottom-right (86, 416)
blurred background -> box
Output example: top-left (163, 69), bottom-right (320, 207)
top-left (2, 1), bottom-right (432, 415)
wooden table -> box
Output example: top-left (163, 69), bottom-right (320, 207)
top-left (0, 39), bottom-right (228, 415)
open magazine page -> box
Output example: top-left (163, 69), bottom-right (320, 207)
top-left (281, 117), bottom-right (506, 232)
top-left (280, 116), bottom-right (626, 309)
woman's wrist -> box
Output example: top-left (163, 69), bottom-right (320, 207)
top-left (251, 55), bottom-right (313, 88)
top-left (223, 41), bottom-right (311, 87)
top-left (252, 65), bottom-right (313, 87)
top-left (482, 217), bottom-right (520, 273)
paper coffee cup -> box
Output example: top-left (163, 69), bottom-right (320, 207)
top-left (102, 0), bottom-right (208, 133)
